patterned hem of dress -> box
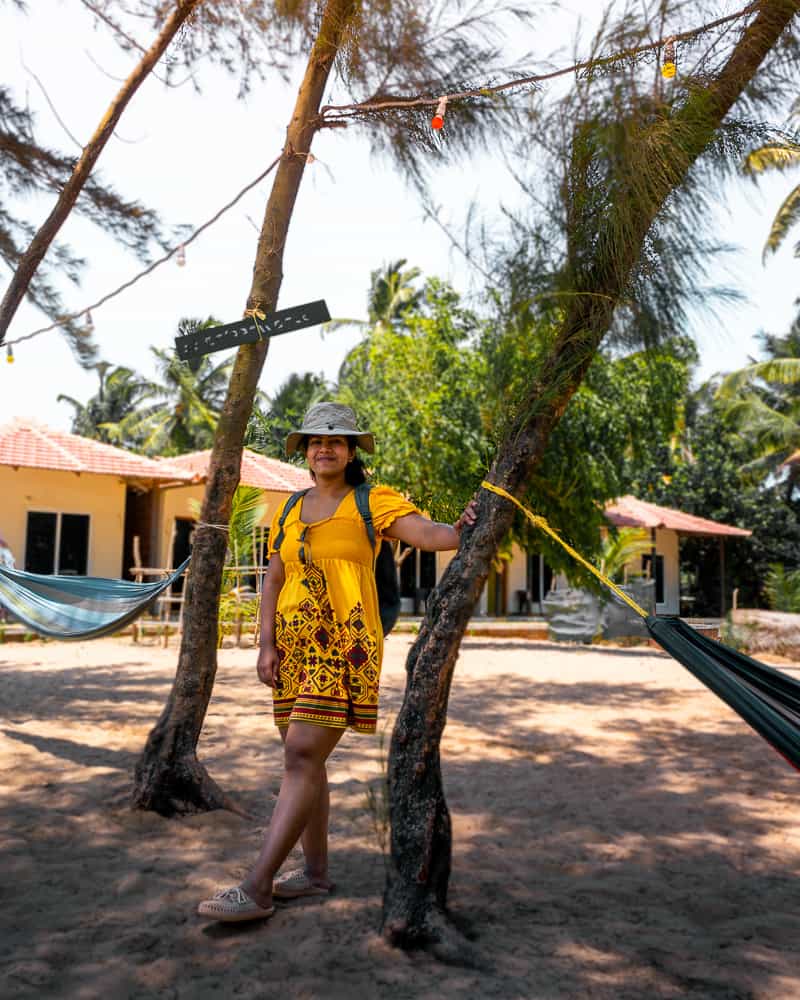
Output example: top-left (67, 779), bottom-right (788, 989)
top-left (274, 703), bottom-right (378, 734)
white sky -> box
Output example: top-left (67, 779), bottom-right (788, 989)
top-left (1, 1), bottom-right (798, 432)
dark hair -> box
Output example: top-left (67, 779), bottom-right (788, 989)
top-left (345, 455), bottom-right (367, 485)
top-left (303, 435), bottom-right (368, 485)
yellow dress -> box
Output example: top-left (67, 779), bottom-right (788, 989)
top-left (266, 485), bottom-right (420, 733)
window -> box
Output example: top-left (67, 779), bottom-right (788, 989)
top-left (641, 553), bottom-right (665, 605)
top-left (526, 553), bottom-right (554, 605)
top-left (25, 512), bottom-right (90, 575)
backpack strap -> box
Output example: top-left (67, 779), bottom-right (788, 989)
top-left (270, 488), bottom-right (310, 554)
top-left (353, 482), bottom-right (377, 551)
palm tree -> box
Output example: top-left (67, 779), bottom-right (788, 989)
top-left (742, 98), bottom-right (800, 260)
top-left (328, 259), bottom-right (423, 334)
top-left (717, 322), bottom-right (800, 498)
top-left (58, 362), bottom-right (152, 444)
top-left (105, 319), bottom-right (233, 456)
top-left (246, 371), bottom-right (329, 459)
top-left (333, 260), bottom-right (424, 389)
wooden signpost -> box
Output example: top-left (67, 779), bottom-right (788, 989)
top-left (175, 299), bottom-right (331, 362)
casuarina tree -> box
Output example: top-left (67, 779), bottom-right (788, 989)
top-left (0, 0), bottom-right (319, 359)
top-left (381, 0), bottom-right (800, 959)
top-left (132, 0), bottom-right (525, 814)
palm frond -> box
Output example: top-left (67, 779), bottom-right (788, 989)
top-left (718, 358), bottom-right (800, 397)
top-left (764, 184), bottom-right (800, 260)
top-left (599, 527), bottom-right (653, 583)
top-left (742, 142), bottom-right (800, 178)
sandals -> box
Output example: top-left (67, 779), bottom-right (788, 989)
top-left (273, 867), bottom-right (333, 899)
top-left (197, 886), bottom-right (276, 923)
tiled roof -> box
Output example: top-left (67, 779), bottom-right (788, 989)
top-left (0, 420), bottom-right (192, 481)
top-left (606, 495), bottom-right (751, 538)
top-left (160, 449), bottom-right (312, 492)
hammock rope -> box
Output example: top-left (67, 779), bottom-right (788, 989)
top-left (481, 480), bottom-right (800, 772)
top-left (481, 481), bottom-right (649, 618)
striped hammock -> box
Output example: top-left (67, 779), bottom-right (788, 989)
top-left (0, 559), bottom-right (190, 641)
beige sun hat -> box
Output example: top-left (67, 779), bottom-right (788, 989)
top-left (285, 402), bottom-right (375, 455)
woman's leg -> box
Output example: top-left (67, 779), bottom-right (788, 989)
top-left (241, 721), bottom-right (342, 908)
top-left (278, 727), bottom-right (332, 884)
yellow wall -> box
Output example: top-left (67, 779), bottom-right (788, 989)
top-left (154, 484), bottom-right (298, 566)
top-left (0, 467), bottom-right (126, 577)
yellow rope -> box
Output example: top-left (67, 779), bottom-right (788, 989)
top-left (244, 306), bottom-right (267, 340)
top-left (480, 480), bottom-right (649, 620)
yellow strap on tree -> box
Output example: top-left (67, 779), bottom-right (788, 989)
top-left (480, 480), bottom-right (649, 620)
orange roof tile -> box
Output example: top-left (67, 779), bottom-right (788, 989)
top-left (605, 495), bottom-right (751, 538)
top-left (160, 449), bottom-right (312, 492)
top-left (0, 420), bottom-right (192, 481)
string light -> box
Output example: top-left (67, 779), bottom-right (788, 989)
top-left (4, 153), bottom-right (283, 354)
top-left (6, 344), bottom-right (13, 363)
top-left (662, 36), bottom-right (677, 78)
top-left (431, 96), bottom-right (447, 131)
top-left (85, 309), bottom-right (94, 333)
top-left (0, 4), bottom-right (758, 357)
top-left (321, 4), bottom-right (758, 124)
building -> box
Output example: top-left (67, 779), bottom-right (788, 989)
top-left (604, 495), bottom-right (751, 616)
top-left (1, 420), bottom-right (752, 618)
top-left (151, 448), bottom-right (311, 571)
top-left (0, 420), bottom-right (310, 579)
top-left (0, 419), bottom-right (191, 578)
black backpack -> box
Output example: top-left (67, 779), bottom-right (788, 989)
top-left (271, 483), bottom-right (401, 635)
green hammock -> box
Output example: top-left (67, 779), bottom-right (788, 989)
top-left (481, 480), bottom-right (800, 772)
top-left (647, 616), bottom-right (800, 772)
top-left (0, 559), bottom-right (190, 641)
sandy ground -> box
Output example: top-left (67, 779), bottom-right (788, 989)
top-left (1, 633), bottom-right (800, 999)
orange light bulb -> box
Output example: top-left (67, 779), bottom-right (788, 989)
top-left (431, 96), bottom-right (447, 132)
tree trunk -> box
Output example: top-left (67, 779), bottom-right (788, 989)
top-left (383, 0), bottom-right (799, 955)
top-left (0, 0), bottom-right (201, 345)
top-left (132, 0), bottom-right (358, 816)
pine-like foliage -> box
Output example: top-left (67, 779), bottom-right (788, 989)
top-left (0, 86), bottom-right (169, 363)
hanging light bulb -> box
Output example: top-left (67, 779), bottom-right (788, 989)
top-left (6, 343), bottom-right (14, 364)
top-left (85, 309), bottom-right (94, 333)
top-left (176, 243), bottom-right (186, 267)
top-left (431, 96), bottom-right (447, 131)
top-left (661, 37), bottom-right (676, 79)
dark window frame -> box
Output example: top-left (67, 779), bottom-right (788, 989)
top-left (25, 510), bottom-right (91, 575)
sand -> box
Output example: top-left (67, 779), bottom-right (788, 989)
top-left (1, 633), bottom-right (799, 999)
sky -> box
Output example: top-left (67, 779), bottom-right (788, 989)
top-left (1, 1), bottom-right (799, 433)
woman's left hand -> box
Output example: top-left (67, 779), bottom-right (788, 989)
top-left (453, 498), bottom-right (478, 536)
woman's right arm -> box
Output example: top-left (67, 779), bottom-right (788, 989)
top-left (256, 551), bottom-right (285, 687)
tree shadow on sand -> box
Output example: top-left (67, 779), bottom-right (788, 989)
top-left (2, 652), bottom-right (799, 998)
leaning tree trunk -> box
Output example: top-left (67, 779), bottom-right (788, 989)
top-left (383, 0), bottom-right (799, 957)
top-left (0, 0), bottom-right (202, 345)
top-left (132, 0), bottom-right (358, 815)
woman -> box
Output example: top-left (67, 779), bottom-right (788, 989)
top-left (198, 402), bottom-right (477, 923)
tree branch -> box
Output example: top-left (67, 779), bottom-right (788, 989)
top-left (0, 0), bottom-right (203, 346)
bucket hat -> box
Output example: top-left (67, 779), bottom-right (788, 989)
top-left (285, 402), bottom-right (375, 455)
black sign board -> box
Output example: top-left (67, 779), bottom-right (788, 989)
top-left (175, 299), bottom-right (331, 362)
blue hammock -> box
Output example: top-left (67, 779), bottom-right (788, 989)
top-left (0, 559), bottom-right (190, 640)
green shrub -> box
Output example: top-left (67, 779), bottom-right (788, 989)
top-left (764, 564), bottom-right (800, 613)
